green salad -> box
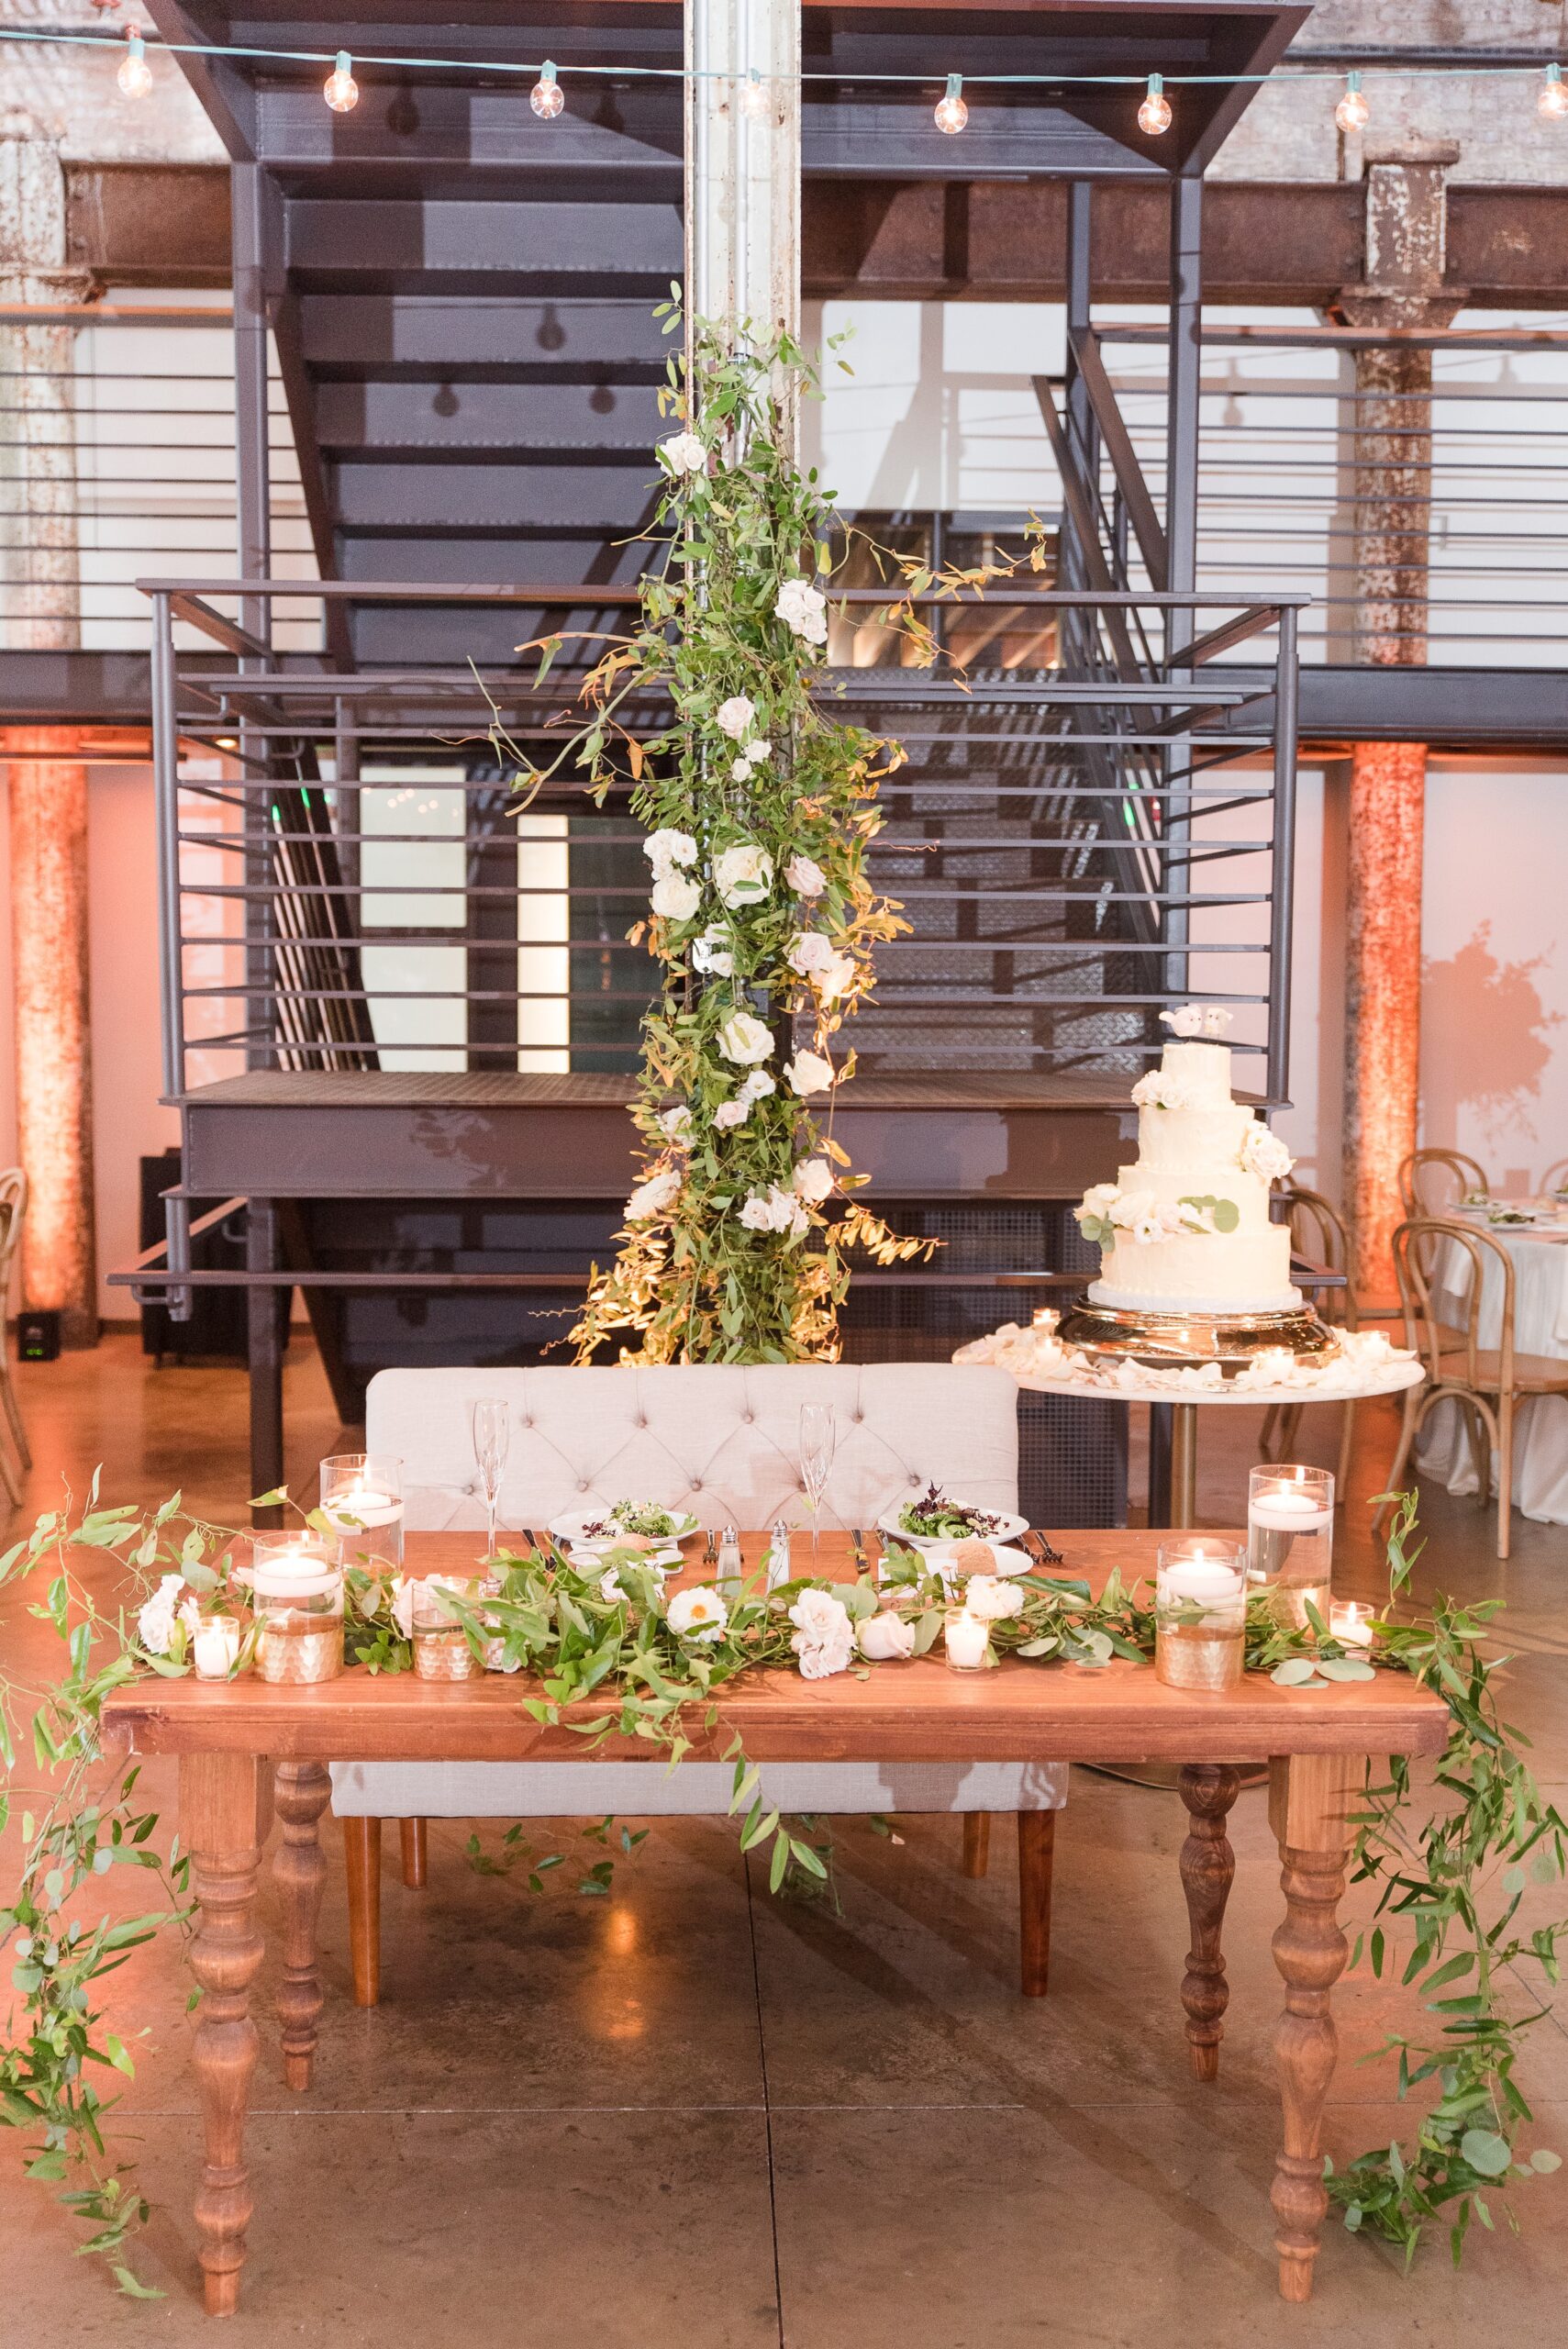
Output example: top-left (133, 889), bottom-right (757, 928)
top-left (602, 1498), bottom-right (685, 1538)
top-left (897, 1484), bottom-right (1006, 1541)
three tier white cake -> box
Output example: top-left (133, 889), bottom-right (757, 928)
top-left (1074, 1008), bottom-right (1298, 1315)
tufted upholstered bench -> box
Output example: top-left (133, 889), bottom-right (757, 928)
top-left (329, 1363), bottom-right (1068, 1998)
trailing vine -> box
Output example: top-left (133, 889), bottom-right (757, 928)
top-left (3, 1486), bottom-right (1562, 2288)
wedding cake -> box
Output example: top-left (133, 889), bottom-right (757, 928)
top-left (1073, 1008), bottom-right (1298, 1315)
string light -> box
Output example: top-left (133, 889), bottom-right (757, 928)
top-left (530, 59), bottom-right (564, 118)
top-left (116, 25), bottom-right (152, 99)
top-left (1137, 72), bottom-right (1171, 136)
top-left (323, 49), bottom-right (358, 111)
top-left (1540, 62), bottom-right (1568, 121)
top-left (740, 69), bottom-right (768, 120)
top-left (1335, 70), bottom-right (1369, 133)
top-left (933, 72), bottom-right (967, 135)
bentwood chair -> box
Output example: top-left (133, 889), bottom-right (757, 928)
top-left (1540, 1158), bottom-right (1568, 1197)
top-left (1261, 1186), bottom-right (1357, 1494)
top-left (1397, 1148), bottom-right (1490, 1219)
top-left (0, 1170), bottom-right (30, 1506)
top-left (1383, 1218), bottom-right (1568, 1561)
top-left (328, 1363), bottom-right (1067, 2005)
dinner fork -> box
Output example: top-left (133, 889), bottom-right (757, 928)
top-left (703, 1527), bottom-right (717, 1567)
top-left (1027, 1529), bottom-right (1063, 1568)
top-left (851, 1527), bottom-right (867, 1573)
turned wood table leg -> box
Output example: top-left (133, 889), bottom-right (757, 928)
top-left (1178, 1763), bottom-right (1240, 2080)
top-left (181, 1753), bottom-right (265, 2318)
top-left (962, 1813), bottom-right (991, 1878)
top-left (1268, 1753), bottom-right (1360, 2304)
top-left (273, 1761), bottom-right (331, 2092)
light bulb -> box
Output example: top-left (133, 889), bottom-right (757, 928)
top-left (933, 73), bottom-right (968, 136)
top-left (1335, 71), bottom-right (1369, 135)
top-left (117, 28), bottom-right (152, 99)
top-left (324, 50), bottom-right (359, 113)
top-left (740, 70), bottom-right (768, 121)
top-left (1137, 72), bottom-right (1172, 137)
top-left (530, 60), bottom-right (565, 118)
top-left (1540, 63), bottom-right (1568, 121)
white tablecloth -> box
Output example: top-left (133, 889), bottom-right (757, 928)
top-left (1417, 1219), bottom-right (1568, 1524)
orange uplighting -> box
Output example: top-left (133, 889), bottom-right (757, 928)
top-left (1344, 739), bottom-right (1426, 1302)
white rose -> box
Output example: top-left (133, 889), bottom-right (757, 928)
top-left (787, 930), bottom-right (836, 977)
top-left (715, 1099), bottom-right (751, 1131)
top-left (964, 1575), bottom-right (1024, 1623)
top-left (717, 1009), bottom-right (773, 1065)
top-left (1159, 1005), bottom-right (1207, 1039)
top-left (1240, 1124), bottom-right (1295, 1183)
top-left (391, 1575), bottom-right (418, 1639)
top-left (774, 577), bottom-right (828, 645)
top-left (740, 1068), bottom-right (775, 1102)
top-left (136, 1573), bottom-right (186, 1655)
top-left (651, 871), bottom-right (701, 922)
top-left (784, 1050), bottom-right (835, 1097)
top-left (743, 740), bottom-right (771, 763)
top-left (785, 854), bottom-right (827, 899)
top-left (716, 695), bottom-right (756, 740)
top-left (666, 1584), bottom-right (728, 1643)
top-left (813, 952), bottom-right (856, 1005)
top-left (692, 927), bottom-right (734, 977)
top-left (626, 1166), bottom-right (682, 1221)
top-left (793, 1157), bottom-right (833, 1203)
top-left (859, 1611), bottom-right (916, 1662)
top-left (713, 843), bottom-right (774, 908)
top-left (658, 1105), bottom-right (692, 1143)
top-left (730, 757), bottom-right (754, 783)
top-left (790, 1587), bottom-right (852, 1644)
top-left (795, 1629), bottom-right (855, 1680)
top-left (739, 1190), bottom-right (774, 1227)
top-left (1130, 1072), bottom-right (1189, 1111)
top-left (661, 430), bottom-right (707, 477)
top-left (642, 828), bottom-right (696, 875)
top-left (1108, 1190), bottom-right (1155, 1230)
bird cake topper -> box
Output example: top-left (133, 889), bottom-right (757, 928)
top-left (1160, 1004), bottom-right (1233, 1039)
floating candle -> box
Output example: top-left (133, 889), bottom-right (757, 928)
top-left (1249, 1484), bottom-right (1332, 1532)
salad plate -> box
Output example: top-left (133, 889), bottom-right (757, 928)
top-left (549, 1501), bottom-right (702, 1556)
top-left (877, 1485), bottom-right (1029, 1551)
top-left (923, 1541), bottom-right (1036, 1582)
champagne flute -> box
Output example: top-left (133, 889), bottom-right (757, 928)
top-left (798, 1403), bottom-right (836, 1571)
top-left (472, 1397), bottom-right (510, 1562)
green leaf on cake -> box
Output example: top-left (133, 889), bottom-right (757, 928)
top-left (1176, 1194), bottom-right (1240, 1234)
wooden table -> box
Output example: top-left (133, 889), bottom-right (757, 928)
top-left (101, 1529), bottom-right (1448, 2317)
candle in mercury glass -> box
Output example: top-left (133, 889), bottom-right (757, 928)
top-left (944, 1612), bottom-right (990, 1671)
top-left (1155, 1541), bottom-right (1246, 1692)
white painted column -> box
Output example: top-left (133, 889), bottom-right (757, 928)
top-left (684, 0), bottom-right (800, 441)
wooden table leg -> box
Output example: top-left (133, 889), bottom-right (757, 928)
top-left (182, 1752), bottom-right (265, 2318)
top-left (400, 1816), bottom-right (428, 1888)
top-left (1178, 1762), bottom-right (1240, 2080)
top-left (1268, 1753), bottom-right (1360, 2304)
top-left (273, 1761), bottom-right (331, 2092)
top-left (961, 1813), bottom-right (991, 1878)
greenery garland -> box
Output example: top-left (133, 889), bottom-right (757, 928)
top-left (3, 1485), bottom-right (1563, 2289)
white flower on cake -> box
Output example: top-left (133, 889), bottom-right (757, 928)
top-left (713, 842), bottom-right (774, 907)
top-left (717, 1010), bottom-right (773, 1065)
top-left (785, 853), bottom-right (827, 899)
top-left (650, 871), bottom-right (700, 922)
top-left (789, 1587), bottom-right (855, 1678)
top-left (715, 695), bottom-right (756, 740)
top-left (784, 1049), bottom-right (835, 1097)
top-left (774, 577), bottom-right (828, 645)
top-left (1127, 1201), bottom-right (1189, 1246)
top-left (1130, 1071), bottom-right (1192, 1111)
top-left (691, 927), bottom-right (734, 977)
top-left (964, 1575), bottom-right (1024, 1623)
top-left (666, 1585), bottom-right (728, 1643)
top-left (1159, 1004), bottom-right (1232, 1038)
top-left (859, 1611), bottom-right (916, 1662)
top-left (659, 430), bottom-right (707, 477)
top-left (1240, 1125), bottom-right (1295, 1183)
top-left (626, 1166), bottom-right (682, 1220)
top-left (642, 828), bottom-right (696, 876)
top-left (793, 1157), bottom-right (834, 1203)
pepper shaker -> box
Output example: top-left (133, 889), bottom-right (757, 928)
top-left (717, 1523), bottom-right (744, 1595)
top-left (767, 1520), bottom-right (793, 1590)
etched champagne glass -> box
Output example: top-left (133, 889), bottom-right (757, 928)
top-left (472, 1397), bottom-right (510, 1562)
top-left (798, 1403), bottom-right (836, 1572)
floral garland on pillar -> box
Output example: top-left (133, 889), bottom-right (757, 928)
top-left (519, 316), bottom-right (930, 1362)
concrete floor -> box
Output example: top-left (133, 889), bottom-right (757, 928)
top-left (2, 1332), bottom-right (1565, 2344)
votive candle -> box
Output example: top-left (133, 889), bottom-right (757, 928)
top-left (944, 1611), bottom-right (990, 1671)
top-left (192, 1614), bottom-right (242, 1681)
top-left (1329, 1599), bottom-right (1374, 1649)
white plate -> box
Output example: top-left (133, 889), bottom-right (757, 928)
top-left (877, 1503), bottom-right (1029, 1552)
top-left (549, 1507), bottom-right (701, 1554)
top-left (921, 1541), bottom-right (1037, 1581)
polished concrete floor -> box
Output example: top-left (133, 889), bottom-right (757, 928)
top-left (2, 1333), bottom-right (1565, 2344)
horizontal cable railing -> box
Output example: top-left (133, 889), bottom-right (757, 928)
top-left (146, 578), bottom-right (1300, 1108)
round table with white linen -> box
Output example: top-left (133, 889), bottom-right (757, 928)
top-left (1418, 1205), bottom-right (1568, 1525)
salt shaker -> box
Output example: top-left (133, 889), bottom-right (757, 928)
top-left (767, 1520), bottom-right (793, 1590)
top-left (717, 1523), bottom-right (744, 1595)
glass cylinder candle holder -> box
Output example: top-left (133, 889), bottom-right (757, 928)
top-left (251, 1534), bottom-right (343, 1685)
top-left (320, 1453), bottom-right (405, 1568)
top-left (943, 1609), bottom-right (990, 1672)
top-left (1248, 1464), bottom-right (1334, 1630)
top-left (411, 1576), bottom-right (482, 1682)
top-left (192, 1612), bottom-right (244, 1682)
top-left (1155, 1539), bottom-right (1246, 1693)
